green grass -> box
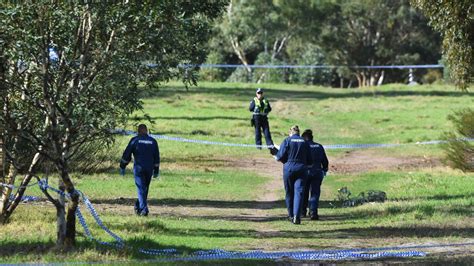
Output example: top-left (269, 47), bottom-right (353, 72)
top-left (128, 81), bottom-right (473, 159)
top-left (1, 81), bottom-right (473, 263)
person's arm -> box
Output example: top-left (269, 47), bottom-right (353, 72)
top-left (306, 143), bottom-right (313, 168)
top-left (267, 100), bottom-right (272, 113)
top-left (119, 138), bottom-right (135, 174)
top-left (321, 146), bottom-right (329, 172)
top-left (275, 139), bottom-right (288, 163)
top-left (153, 140), bottom-right (160, 178)
top-left (249, 100), bottom-right (255, 112)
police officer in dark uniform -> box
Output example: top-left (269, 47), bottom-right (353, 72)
top-left (275, 125), bottom-right (312, 224)
top-left (120, 124), bottom-right (160, 216)
top-left (249, 88), bottom-right (276, 154)
top-left (301, 129), bottom-right (329, 220)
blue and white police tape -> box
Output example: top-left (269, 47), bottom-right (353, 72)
top-left (114, 129), bottom-right (275, 149)
top-left (0, 181), bottom-right (40, 202)
top-left (113, 129), bottom-right (473, 150)
top-left (39, 179), bottom-right (178, 255)
top-left (156, 249), bottom-right (426, 262)
top-left (146, 63), bottom-right (444, 70)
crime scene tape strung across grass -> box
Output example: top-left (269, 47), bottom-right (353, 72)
top-left (114, 129), bottom-right (473, 150)
top-left (147, 63), bottom-right (444, 70)
top-left (39, 180), bottom-right (432, 260)
top-left (3, 180), bottom-right (474, 261)
top-left (0, 181), bottom-right (41, 202)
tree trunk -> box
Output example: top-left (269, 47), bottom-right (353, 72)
top-left (1, 152), bottom-right (42, 222)
top-left (56, 182), bottom-right (67, 248)
top-left (57, 165), bottom-right (79, 249)
top-left (0, 163), bottom-right (17, 221)
top-left (377, 70), bottom-right (385, 86)
top-left (355, 73), bottom-right (362, 88)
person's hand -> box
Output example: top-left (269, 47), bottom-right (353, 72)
top-left (119, 168), bottom-right (125, 176)
top-left (272, 155), bottom-right (278, 160)
top-left (153, 167), bottom-right (159, 179)
top-left (323, 171), bottom-right (327, 177)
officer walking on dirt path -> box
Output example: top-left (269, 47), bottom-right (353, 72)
top-left (119, 124), bottom-right (160, 216)
top-left (301, 129), bottom-right (329, 220)
top-left (249, 88), bottom-right (277, 155)
top-left (275, 125), bottom-right (312, 224)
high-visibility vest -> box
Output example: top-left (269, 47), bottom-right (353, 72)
top-left (253, 97), bottom-right (269, 115)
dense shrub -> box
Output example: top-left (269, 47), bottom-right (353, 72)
top-left (442, 108), bottom-right (474, 172)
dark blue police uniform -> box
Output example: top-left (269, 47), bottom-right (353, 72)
top-left (120, 134), bottom-right (160, 216)
top-left (249, 97), bottom-right (273, 147)
top-left (275, 134), bottom-right (312, 223)
top-left (302, 140), bottom-right (328, 218)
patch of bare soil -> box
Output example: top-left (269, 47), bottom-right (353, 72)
top-left (330, 149), bottom-right (440, 174)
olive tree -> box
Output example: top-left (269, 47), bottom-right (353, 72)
top-left (0, 1), bottom-right (225, 248)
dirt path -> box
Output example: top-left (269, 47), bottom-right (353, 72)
top-left (330, 149), bottom-right (440, 174)
top-left (90, 149), bottom-right (441, 219)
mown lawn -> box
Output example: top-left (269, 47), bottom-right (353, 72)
top-left (0, 82), bottom-right (473, 264)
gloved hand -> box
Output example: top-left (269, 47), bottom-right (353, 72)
top-left (119, 168), bottom-right (125, 176)
top-left (153, 167), bottom-right (159, 179)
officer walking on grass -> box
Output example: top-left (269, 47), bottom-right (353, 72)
top-left (120, 124), bottom-right (160, 216)
top-left (249, 88), bottom-right (277, 155)
top-left (301, 129), bottom-right (329, 220)
top-left (275, 125), bottom-right (312, 224)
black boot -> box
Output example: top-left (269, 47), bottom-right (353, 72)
top-left (134, 200), bottom-right (140, 215)
top-left (292, 216), bottom-right (301, 224)
top-left (310, 209), bottom-right (319, 220)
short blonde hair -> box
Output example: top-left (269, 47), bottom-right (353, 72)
top-left (289, 125), bottom-right (300, 135)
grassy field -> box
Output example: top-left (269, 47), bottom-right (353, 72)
top-left (0, 82), bottom-right (473, 264)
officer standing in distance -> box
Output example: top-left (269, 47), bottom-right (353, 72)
top-left (120, 124), bottom-right (160, 216)
top-left (301, 129), bottom-right (329, 220)
top-left (275, 125), bottom-right (312, 224)
top-left (249, 88), bottom-right (277, 154)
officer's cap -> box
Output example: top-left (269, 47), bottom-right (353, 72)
top-left (256, 88), bottom-right (263, 94)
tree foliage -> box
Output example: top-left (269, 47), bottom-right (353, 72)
top-left (442, 108), bottom-right (474, 172)
top-left (0, 1), bottom-right (225, 247)
top-left (411, 0), bottom-right (473, 90)
top-left (320, 0), bottom-right (441, 87)
top-left (207, 0), bottom-right (442, 87)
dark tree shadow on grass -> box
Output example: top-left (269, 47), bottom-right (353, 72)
top-left (107, 218), bottom-right (474, 240)
top-left (91, 198), bottom-right (338, 210)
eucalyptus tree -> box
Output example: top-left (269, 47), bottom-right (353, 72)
top-left (0, 1), bottom-right (225, 248)
top-left (411, 0), bottom-right (473, 90)
top-left (319, 0), bottom-right (441, 87)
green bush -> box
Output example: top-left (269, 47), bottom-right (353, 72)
top-left (252, 52), bottom-right (287, 83)
top-left (199, 52), bottom-right (232, 82)
top-left (442, 108), bottom-right (474, 172)
top-left (290, 47), bottom-right (332, 85)
top-left (226, 67), bottom-right (252, 83)
top-left (422, 69), bottom-right (443, 84)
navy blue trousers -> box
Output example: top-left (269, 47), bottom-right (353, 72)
top-left (254, 116), bottom-right (273, 146)
top-left (302, 170), bottom-right (324, 214)
top-left (283, 167), bottom-right (307, 219)
top-left (134, 168), bottom-right (152, 214)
